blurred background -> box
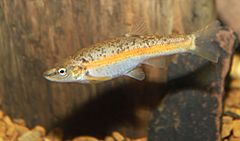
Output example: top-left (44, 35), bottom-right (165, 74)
top-left (0, 0), bottom-right (239, 141)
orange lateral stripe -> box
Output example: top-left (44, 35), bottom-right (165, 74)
top-left (85, 39), bottom-right (192, 69)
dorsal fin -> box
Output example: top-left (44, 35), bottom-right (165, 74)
top-left (125, 19), bottom-right (147, 37)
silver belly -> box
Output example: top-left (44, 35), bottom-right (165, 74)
top-left (87, 48), bottom-right (187, 79)
top-left (88, 57), bottom-right (144, 78)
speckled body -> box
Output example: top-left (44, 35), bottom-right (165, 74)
top-left (44, 21), bottom-right (221, 83)
top-left (70, 34), bottom-right (194, 79)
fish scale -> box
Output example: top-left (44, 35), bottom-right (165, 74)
top-left (73, 34), bottom-right (189, 64)
top-left (77, 34), bottom-right (192, 79)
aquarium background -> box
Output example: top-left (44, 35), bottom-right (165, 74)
top-left (0, 0), bottom-right (239, 141)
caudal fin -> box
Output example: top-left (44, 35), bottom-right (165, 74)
top-left (191, 21), bottom-right (222, 63)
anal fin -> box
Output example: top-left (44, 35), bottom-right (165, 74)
top-left (125, 68), bottom-right (145, 81)
top-left (142, 57), bottom-right (167, 69)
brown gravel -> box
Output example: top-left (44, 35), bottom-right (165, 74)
top-left (0, 110), bottom-right (147, 141)
top-left (222, 55), bottom-right (240, 141)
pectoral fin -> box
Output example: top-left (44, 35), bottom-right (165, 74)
top-left (125, 68), bottom-right (145, 81)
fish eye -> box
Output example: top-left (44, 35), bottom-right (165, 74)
top-left (58, 68), bottom-right (67, 76)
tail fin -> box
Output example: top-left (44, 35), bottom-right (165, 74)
top-left (191, 21), bottom-right (223, 63)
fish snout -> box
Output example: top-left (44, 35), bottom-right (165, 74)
top-left (43, 68), bottom-right (57, 80)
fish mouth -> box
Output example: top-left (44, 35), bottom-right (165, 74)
top-left (43, 68), bottom-right (57, 81)
top-left (44, 75), bottom-right (53, 81)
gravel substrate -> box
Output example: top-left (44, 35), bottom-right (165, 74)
top-left (0, 110), bottom-right (146, 141)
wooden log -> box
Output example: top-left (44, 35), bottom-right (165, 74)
top-left (217, 0), bottom-right (240, 41)
top-left (0, 0), bottom-right (227, 140)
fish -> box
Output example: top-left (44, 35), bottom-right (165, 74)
top-left (43, 21), bottom-right (222, 83)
